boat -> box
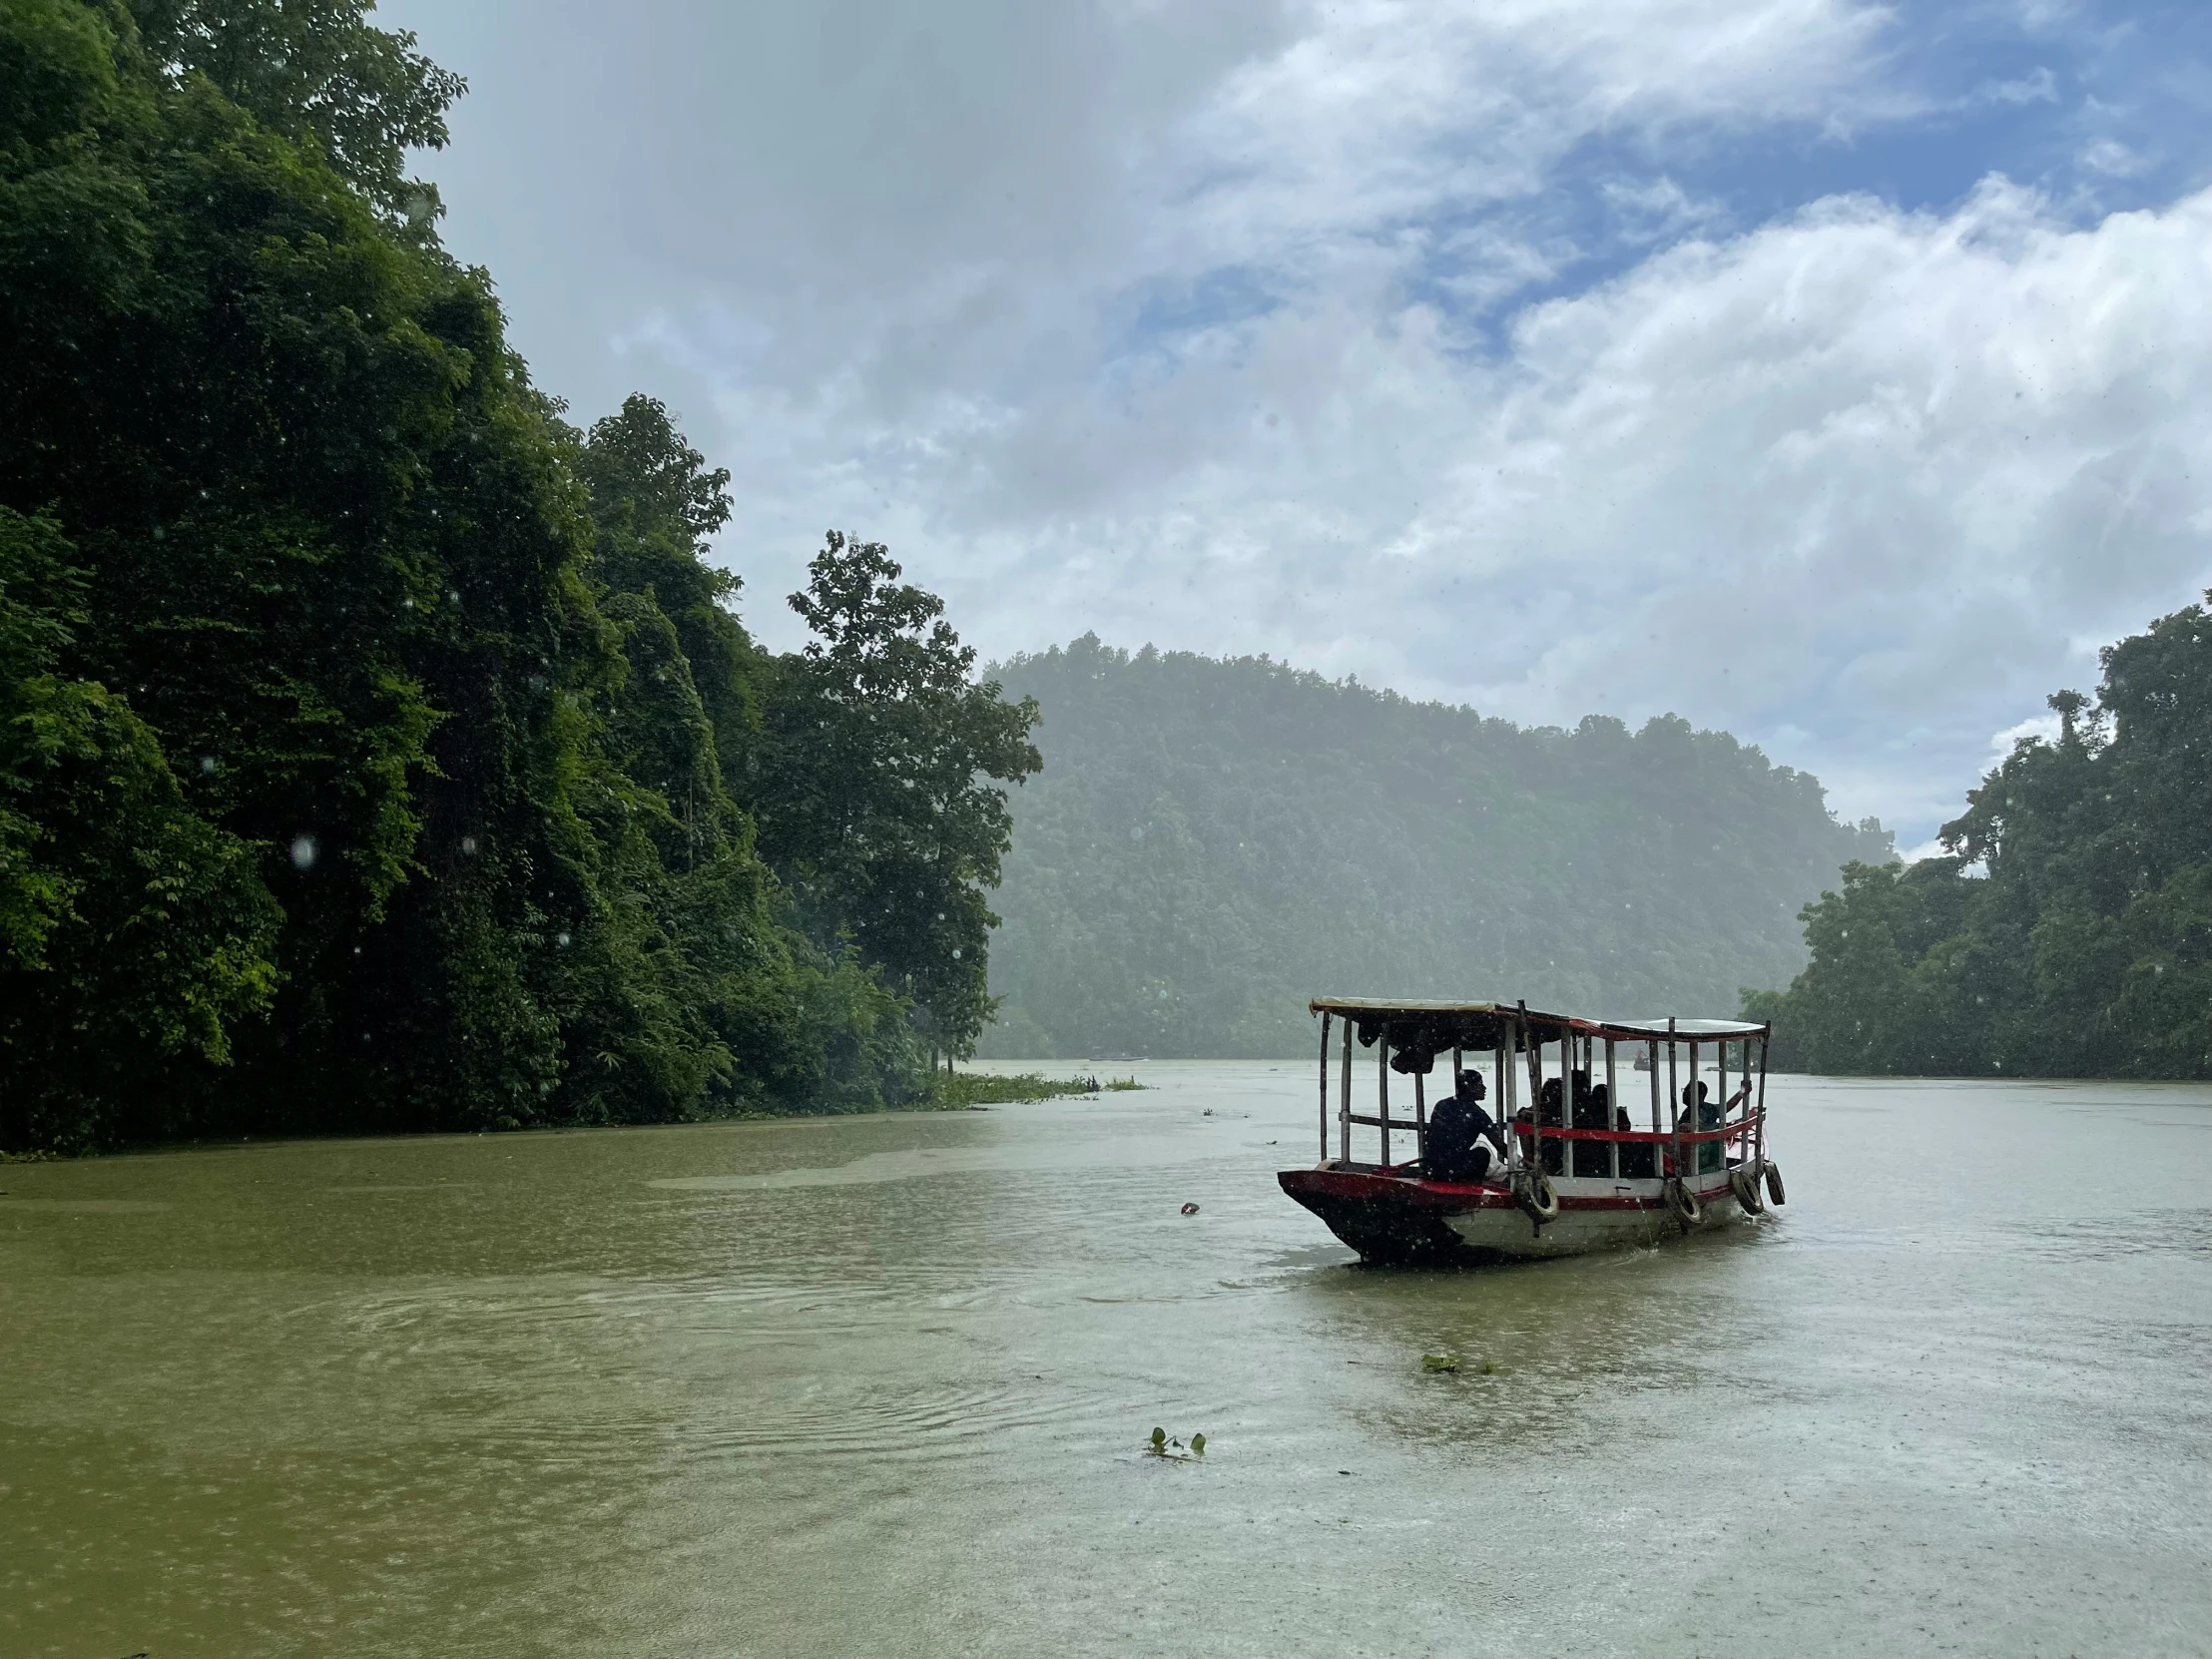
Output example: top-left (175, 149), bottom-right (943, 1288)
top-left (1278, 998), bottom-right (1784, 1265)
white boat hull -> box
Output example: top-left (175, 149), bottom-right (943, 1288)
top-left (1278, 1165), bottom-right (1753, 1264)
top-left (1442, 1180), bottom-right (1742, 1259)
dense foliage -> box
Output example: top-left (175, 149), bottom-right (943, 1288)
top-left (975, 636), bottom-right (1891, 1058)
top-left (749, 533), bottom-right (1041, 1059)
top-left (0, 0), bottom-right (1033, 1151)
top-left (1746, 597), bottom-right (2212, 1077)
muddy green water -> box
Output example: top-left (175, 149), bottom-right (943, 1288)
top-left (3, 1063), bottom-right (2210, 1658)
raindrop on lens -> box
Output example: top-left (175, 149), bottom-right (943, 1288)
top-left (290, 834), bottom-right (317, 871)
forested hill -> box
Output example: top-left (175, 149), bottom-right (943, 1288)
top-left (976, 637), bottom-right (1892, 1058)
top-left (0, 0), bottom-right (1035, 1152)
top-left (1746, 593), bottom-right (2212, 1078)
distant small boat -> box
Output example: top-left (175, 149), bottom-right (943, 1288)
top-left (1279, 998), bottom-right (1784, 1265)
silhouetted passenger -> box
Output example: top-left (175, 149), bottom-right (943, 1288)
top-left (1532, 1077), bottom-right (1566, 1175)
top-left (1423, 1069), bottom-right (1504, 1182)
top-left (1572, 1073), bottom-right (1612, 1177)
top-left (1616, 1102), bottom-right (1656, 1179)
top-left (1676, 1080), bottom-right (1728, 1174)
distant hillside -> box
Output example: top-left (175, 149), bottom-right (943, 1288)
top-left (976, 636), bottom-right (1892, 1058)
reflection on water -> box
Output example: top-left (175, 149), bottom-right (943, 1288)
top-left (3, 1066), bottom-right (2210, 1657)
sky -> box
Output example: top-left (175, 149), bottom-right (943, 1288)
top-left (382, 0), bottom-right (2212, 850)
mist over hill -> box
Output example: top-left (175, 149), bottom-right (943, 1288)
top-left (976, 636), bottom-right (1892, 1058)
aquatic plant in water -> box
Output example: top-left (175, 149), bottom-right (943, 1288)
top-left (1147, 1426), bottom-right (1206, 1460)
top-left (1421, 1354), bottom-right (1500, 1375)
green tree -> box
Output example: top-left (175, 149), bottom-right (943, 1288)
top-left (0, 0), bottom-right (935, 1148)
top-left (122, 0), bottom-right (465, 220)
top-left (0, 506), bottom-right (280, 1150)
top-left (1748, 595), bottom-right (2212, 1078)
top-left (575, 394), bottom-right (763, 790)
top-left (755, 533), bottom-right (1042, 1060)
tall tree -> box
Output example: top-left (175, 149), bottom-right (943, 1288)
top-left (755, 533), bottom-right (1041, 1059)
top-left (574, 394), bottom-right (763, 788)
top-left (1750, 594), bottom-right (2212, 1078)
top-left (0, 505), bottom-right (280, 1150)
top-left (0, 0), bottom-right (928, 1148)
top-left (120, 0), bottom-right (464, 221)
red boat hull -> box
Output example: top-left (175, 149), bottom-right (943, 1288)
top-left (1278, 1165), bottom-right (1743, 1264)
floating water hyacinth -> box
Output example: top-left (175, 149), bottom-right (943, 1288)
top-left (1146, 1427), bottom-right (1206, 1460)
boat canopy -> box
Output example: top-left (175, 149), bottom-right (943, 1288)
top-left (1307, 995), bottom-right (1774, 1173)
top-left (1602, 1017), bottom-right (1769, 1038)
top-left (1308, 997), bottom-right (1768, 1050)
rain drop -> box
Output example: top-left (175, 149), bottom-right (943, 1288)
top-left (290, 834), bottom-right (317, 871)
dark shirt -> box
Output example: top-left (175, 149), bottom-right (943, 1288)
top-left (1572, 1079), bottom-right (1610, 1131)
top-left (1424, 1091), bottom-right (1497, 1181)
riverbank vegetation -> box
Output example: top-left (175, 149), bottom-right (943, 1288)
top-left (1746, 595), bottom-right (2212, 1077)
top-left (930, 1072), bottom-right (1127, 1107)
top-left (976, 637), bottom-right (1891, 1058)
top-left (0, 0), bottom-right (1037, 1152)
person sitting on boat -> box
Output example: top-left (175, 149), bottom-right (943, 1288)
top-left (1424, 1069), bottom-right (1506, 1183)
top-left (1675, 1079), bottom-right (1750, 1174)
top-left (1616, 1100), bottom-right (1657, 1179)
top-left (1530, 1076), bottom-right (1567, 1174)
top-left (1570, 1071), bottom-right (1612, 1177)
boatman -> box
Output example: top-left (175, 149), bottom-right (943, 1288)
top-left (1424, 1068), bottom-right (1508, 1182)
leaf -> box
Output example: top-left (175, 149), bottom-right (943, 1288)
top-left (1190, 1432), bottom-right (1205, 1456)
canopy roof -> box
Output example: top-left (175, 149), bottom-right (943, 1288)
top-left (1602, 1017), bottom-right (1769, 1037)
top-left (1308, 997), bottom-right (1768, 1047)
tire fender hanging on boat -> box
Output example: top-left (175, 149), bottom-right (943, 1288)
top-left (1515, 1168), bottom-right (1559, 1227)
top-left (1665, 1178), bottom-right (1703, 1230)
top-left (1729, 1165), bottom-right (1766, 1214)
top-left (1763, 1161), bottom-right (1786, 1207)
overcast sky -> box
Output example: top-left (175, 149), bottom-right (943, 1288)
top-left (384, 0), bottom-right (2212, 848)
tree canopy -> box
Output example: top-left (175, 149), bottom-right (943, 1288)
top-left (751, 534), bottom-right (1041, 1059)
top-left (975, 636), bottom-right (1891, 1058)
top-left (1746, 595), bottom-right (2212, 1078)
top-left (0, 0), bottom-right (1030, 1151)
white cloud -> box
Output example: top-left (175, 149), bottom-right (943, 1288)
top-left (800, 178), bottom-right (2212, 842)
top-left (1164, 0), bottom-right (1894, 277)
top-left (389, 0), bottom-right (2212, 843)
top-left (1979, 66), bottom-right (2058, 107)
top-left (2080, 137), bottom-right (2152, 179)
top-left (1986, 711), bottom-right (2063, 766)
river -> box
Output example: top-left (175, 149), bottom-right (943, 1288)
top-left (3, 1062), bottom-right (2209, 1657)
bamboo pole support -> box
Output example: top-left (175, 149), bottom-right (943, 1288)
top-left (1378, 1024), bottom-right (1390, 1168)
top-left (1318, 1012), bottom-right (1332, 1161)
top-left (1667, 1018), bottom-right (1680, 1182)
top-left (1339, 1014), bottom-right (1354, 1165)
top-left (1605, 1036), bottom-right (1618, 1181)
